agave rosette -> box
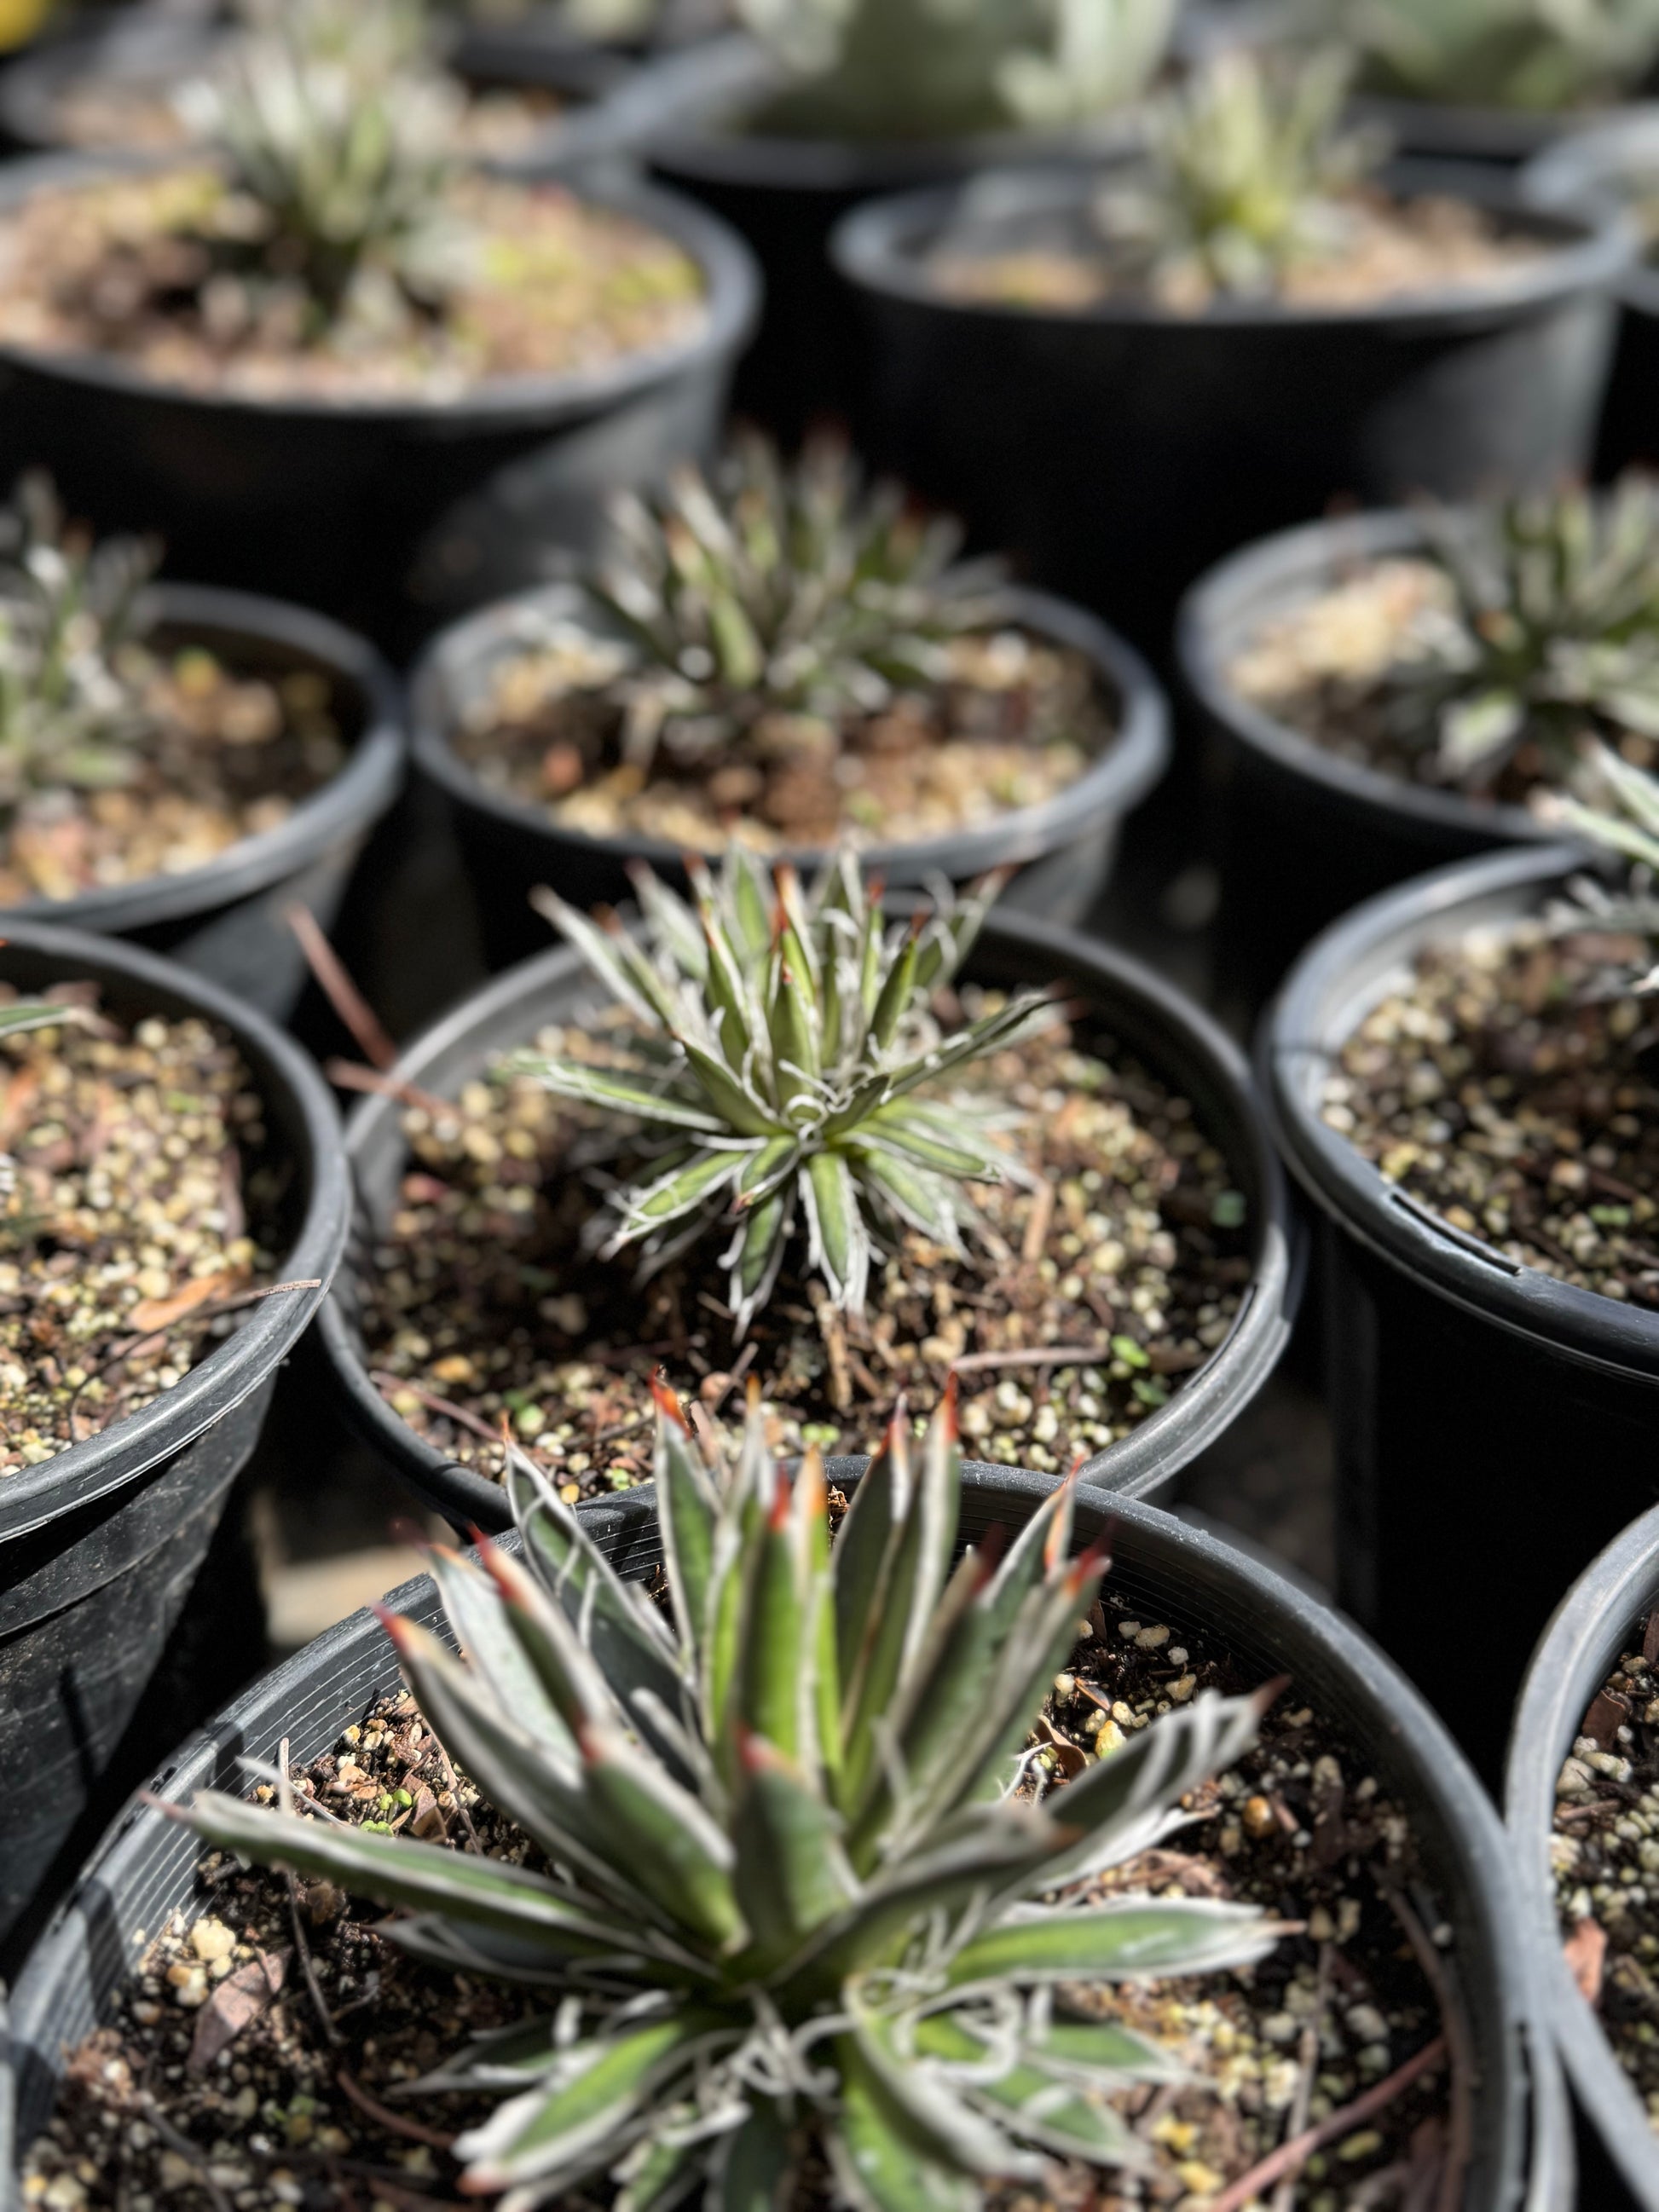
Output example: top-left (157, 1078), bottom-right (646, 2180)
top-left (509, 850), bottom-right (1057, 1330)
top-left (177, 1383), bottom-right (1278, 2209)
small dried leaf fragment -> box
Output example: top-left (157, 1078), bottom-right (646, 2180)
top-left (187, 1946), bottom-right (289, 2071)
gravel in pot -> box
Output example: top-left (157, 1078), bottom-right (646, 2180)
top-left (0, 11), bottom-right (759, 654)
top-left (1509, 1499), bottom-right (1659, 2212)
top-left (318, 856), bottom-right (1295, 1535)
top-left (0, 476), bottom-right (403, 1022)
top-left (0, 919), bottom-right (346, 1961)
top-left (1176, 475), bottom-right (1659, 1010)
top-left (4, 1436), bottom-right (1557, 2210)
top-left (830, 50), bottom-right (1634, 653)
top-left (1264, 830), bottom-right (1659, 1778)
top-left (412, 431), bottom-right (1169, 965)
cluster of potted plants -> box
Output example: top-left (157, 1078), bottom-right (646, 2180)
top-left (14, 0), bottom-right (1659, 2203)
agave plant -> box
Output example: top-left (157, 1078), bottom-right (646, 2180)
top-left (737, 0), bottom-right (1176, 140)
top-left (580, 434), bottom-right (1003, 776)
top-left (0, 475), bottom-right (157, 830)
top-left (177, 0), bottom-right (466, 328)
top-left (1092, 49), bottom-right (1383, 301)
top-left (1304, 0), bottom-right (1659, 110)
top-left (1384, 476), bottom-right (1659, 789)
top-left (511, 851), bottom-right (1054, 1331)
top-left (1540, 738), bottom-right (1659, 996)
top-left (176, 1384), bottom-right (1278, 2209)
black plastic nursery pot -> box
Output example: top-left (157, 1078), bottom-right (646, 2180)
top-left (3, 582), bottom-right (404, 1024)
top-left (1507, 1500), bottom-right (1659, 2212)
top-left (0, 153), bottom-right (760, 658)
top-left (316, 904), bottom-right (1297, 1536)
top-left (1178, 509), bottom-right (1564, 1018)
top-left (1265, 841), bottom-right (1659, 1787)
top-left (1523, 113), bottom-right (1659, 479)
top-left (2, 1470), bottom-right (1565, 2209)
top-left (644, 32), bottom-right (1142, 442)
top-left (412, 578), bottom-right (1171, 970)
top-left (0, 920), bottom-right (347, 1967)
top-left (830, 161), bottom-right (1633, 653)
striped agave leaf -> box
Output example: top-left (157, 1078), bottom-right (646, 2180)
top-left (176, 1383), bottom-right (1281, 2210)
top-left (506, 850), bottom-right (1057, 1332)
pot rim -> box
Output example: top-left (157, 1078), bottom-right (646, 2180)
top-left (0, 918), bottom-right (348, 1545)
top-left (3, 1471), bottom-right (1550, 2209)
top-left (1506, 1498), bottom-right (1659, 2212)
top-left (1, 580), bottom-right (405, 937)
top-left (315, 905), bottom-right (1298, 1532)
top-left (829, 155), bottom-right (1638, 332)
top-left (0, 149), bottom-right (761, 427)
top-left (1263, 837), bottom-right (1659, 1380)
top-left (1176, 507), bottom-right (1566, 847)
top-left (1522, 107), bottom-right (1659, 317)
top-left (409, 578), bottom-right (1171, 884)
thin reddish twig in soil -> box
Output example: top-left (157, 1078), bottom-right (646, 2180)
top-left (61, 1277), bottom-right (322, 1439)
top-left (949, 1342), bottom-right (1111, 1376)
top-left (285, 904), bottom-right (399, 1071)
top-left (1020, 1174), bottom-right (1055, 1267)
top-left (369, 1371), bottom-right (506, 1449)
top-left (1202, 2036), bottom-right (1448, 2212)
top-left (335, 2066), bottom-right (456, 2151)
top-left (326, 1058), bottom-right (460, 1123)
top-left (276, 1734), bottom-right (343, 2049)
top-left (1382, 1886), bottom-right (1473, 2212)
top-left (422, 1729), bottom-right (483, 1855)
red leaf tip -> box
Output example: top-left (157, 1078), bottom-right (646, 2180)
top-left (650, 1367), bottom-right (691, 1432)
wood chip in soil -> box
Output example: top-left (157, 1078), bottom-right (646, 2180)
top-left (357, 1000), bottom-right (1254, 1498)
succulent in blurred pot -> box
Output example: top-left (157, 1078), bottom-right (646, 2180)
top-left (1092, 49), bottom-right (1384, 303)
top-left (582, 433), bottom-right (1003, 777)
top-left (1384, 476), bottom-right (1659, 789)
top-left (0, 474), bottom-right (157, 832)
top-left (1303, 0), bottom-right (1659, 111)
top-left (177, 1384), bottom-right (1278, 2209)
top-left (511, 852), bottom-right (1055, 1329)
top-left (178, 0), bottom-right (468, 332)
top-left (1539, 739), bottom-right (1659, 996)
top-left (737, 0), bottom-right (1177, 141)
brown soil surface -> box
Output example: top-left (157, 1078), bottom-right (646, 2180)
top-left (356, 1002), bottom-right (1253, 1494)
top-left (0, 990), bottom-right (281, 1472)
top-left (1551, 1614), bottom-right (1659, 2140)
top-left (929, 188), bottom-right (1540, 315)
top-left (454, 624), bottom-right (1107, 852)
top-left (1320, 916), bottom-right (1659, 1304)
top-left (0, 170), bottom-right (705, 401)
top-left (0, 647), bottom-right (346, 904)
top-left (21, 1583), bottom-right (1452, 2209)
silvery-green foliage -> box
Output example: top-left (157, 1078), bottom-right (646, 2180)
top-left (1385, 476), bottom-right (1659, 790)
top-left (586, 432), bottom-right (1003, 775)
top-left (1544, 739), bottom-right (1659, 994)
top-left (510, 852), bottom-right (1055, 1330)
top-left (1302, 0), bottom-right (1659, 109)
top-left (178, 1386), bottom-right (1277, 2210)
top-left (178, 0), bottom-right (467, 329)
top-left (0, 475), bottom-right (157, 827)
top-left (736, 0), bottom-right (1176, 140)
top-left (1092, 49), bottom-right (1383, 299)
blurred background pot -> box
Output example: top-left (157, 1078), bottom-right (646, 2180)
top-left (0, 919), bottom-right (346, 1968)
top-left (411, 578), bottom-right (1171, 969)
top-left (2, 583), bottom-right (404, 1023)
top-left (831, 160), bottom-right (1633, 654)
top-left (0, 152), bottom-right (760, 657)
